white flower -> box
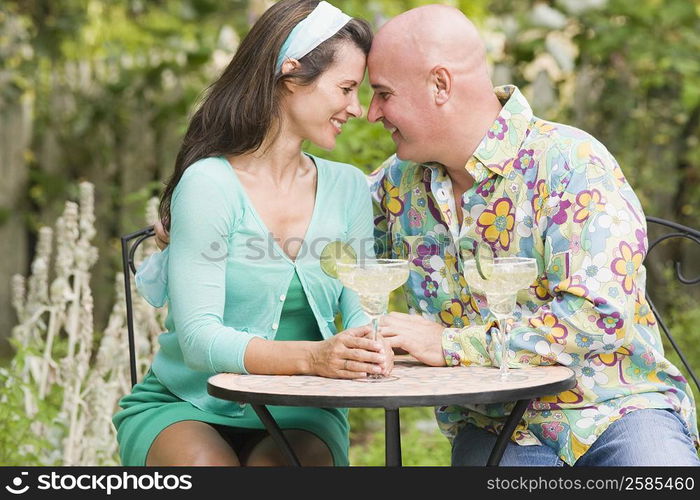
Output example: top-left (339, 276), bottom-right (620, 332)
top-left (589, 335), bottom-right (625, 355)
top-left (460, 205), bottom-right (486, 234)
top-left (534, 341), bottom-right (573, 365)
top-left (515, 198), bottom-right (534, 238)
top-left (428, 255), bottom-right (446, 271)
top-left (575, 359), bottom-right (609, 389)
top-left (578, 404), bottom-right (616, 429)
top-left (597, 204), bottom-right (631, 237)
top-left (429, 273), bottom-right (450, 294)
top-left (427, 255), bottom-right (450, 293)
top-left (579, 252), bottom-right (614, 291)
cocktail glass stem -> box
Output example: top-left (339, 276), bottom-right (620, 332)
top-left (367, 314), bottom-right (383, 380)
top-left (496, 316), bottom-right (511, 381)
top-left (371, 316), bottom-right (380, 343)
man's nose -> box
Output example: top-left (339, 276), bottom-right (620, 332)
top-left (367, 95), bottom-right (382, 123)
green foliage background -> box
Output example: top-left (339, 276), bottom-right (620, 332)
top-left (1, 0), bottom-right (699, 466)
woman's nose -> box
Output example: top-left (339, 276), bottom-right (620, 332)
top-left (347, 93), bottom-right (362, 118)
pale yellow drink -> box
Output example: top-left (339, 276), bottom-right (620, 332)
top-left (463, 256), bottom-right (538, 380)
top-left (337, 265), bottom-right (409, 316)
top-left (336, 259), bottom-right (409, 382)
top-left (464, 261), bottom-right (537, 318)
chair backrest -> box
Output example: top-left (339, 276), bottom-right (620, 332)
top-left (644, 216), bottom-right (700, 394)
top-left (120, 226), bottom-right (156, 387)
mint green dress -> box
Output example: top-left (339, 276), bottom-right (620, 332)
top-left (113, 272), bottom-right (349, 465)
top-left (113, 155), bottom-right (374, 466)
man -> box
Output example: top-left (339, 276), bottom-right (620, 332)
top-left (149, 4), bottom-right (699, 466)
top-left (367, 4), bottom-right (698, 466)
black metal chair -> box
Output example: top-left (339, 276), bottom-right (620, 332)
top-left (120, 225), bottom-right (156, 388)
top-left (119, 224), bottom-right (302, 465)
top-left (644, 216), bottom-right (700, 394)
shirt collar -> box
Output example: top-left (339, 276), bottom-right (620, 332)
top-left (469, 85), bottom-right (534, 179)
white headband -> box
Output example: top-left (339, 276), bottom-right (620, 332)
top-left (276, 1), bottom-right (352, 73)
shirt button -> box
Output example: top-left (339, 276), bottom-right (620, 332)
top-left (272, 323), bottom-right (279, 330)
top-left (279, 294), bottom-right (286, 301)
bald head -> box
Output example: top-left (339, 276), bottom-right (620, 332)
top-left (366, 5), bottom-right (502, 169)
top-left (370, 4), bottom-right (490, 82)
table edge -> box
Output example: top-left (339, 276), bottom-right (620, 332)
top-left (207, 368), bottom-right (577, 409)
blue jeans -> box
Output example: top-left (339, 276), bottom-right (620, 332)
top-left (452, 409), bottom-right (700, 466)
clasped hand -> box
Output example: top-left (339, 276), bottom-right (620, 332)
top-left (379, 312), bottom-right (447, 367)
top-left (312, 325), bottom-right (394, 379)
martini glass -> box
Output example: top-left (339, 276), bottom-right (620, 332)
top-left (336, 259), bottom-right (409, 382)
top-left (463, 256), bottom-right (538, 381)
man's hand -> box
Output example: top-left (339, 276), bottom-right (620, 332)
top-left (153, 220), bottom-right (170, 250)
top-left (379, 312), bottom-right (447, 367)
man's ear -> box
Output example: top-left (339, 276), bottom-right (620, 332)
top-left (281, 58), bottom-right (301, 92)
top-left (432, 66), bottom-right (451, 105)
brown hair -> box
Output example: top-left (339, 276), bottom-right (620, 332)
top-left (159, 0), bottom-right (373, 227)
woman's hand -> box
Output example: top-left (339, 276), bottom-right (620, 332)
top-left (310, 325), bottom-right (388, 379)
top-left (153, 219), bottom-right (170, 250)
top-left (373, 330), bottom-right (395, 376)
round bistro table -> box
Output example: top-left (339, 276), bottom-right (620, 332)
top-left (207, 357), bottom-right (576, 466)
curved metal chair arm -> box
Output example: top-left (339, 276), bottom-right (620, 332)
top-left (644, 216), bottom-right (700, 394)
top-left (646, 216), bottom-right (700, 285)
top-left (120, 225), bottom-right (156, 388)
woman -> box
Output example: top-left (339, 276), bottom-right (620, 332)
top-left (113, 0), bottom-right (391, 467)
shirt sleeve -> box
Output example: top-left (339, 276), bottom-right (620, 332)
top-left (367, 158), bottom-right (393, 259)
top-left (168, 167), bottom-right (256, 374)
top-left (442, 158), bottom-right (647, 371)
top-left (135, 248), bottom-right (169, 308)
top-left (340, 171), bottom-right (374, 330)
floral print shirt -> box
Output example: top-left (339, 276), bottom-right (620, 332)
top-left (368, 85), bottom-right (698, 465)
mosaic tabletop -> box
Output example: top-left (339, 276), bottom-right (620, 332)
top-left (208, 357), bottom-right (577, 408)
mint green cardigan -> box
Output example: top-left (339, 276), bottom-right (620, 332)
top-left (142, 155), bottom-right (373, 415)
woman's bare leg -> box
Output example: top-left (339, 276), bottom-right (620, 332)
top-left (245, 430), bottom-right (333, 466)
top-left (146, 420), bottom-right (241, 466)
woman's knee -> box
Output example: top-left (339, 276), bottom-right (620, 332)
top-left (146, 420), bottom-right (241, 466)
top-left (245, 430), bottom-right (333, 466)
